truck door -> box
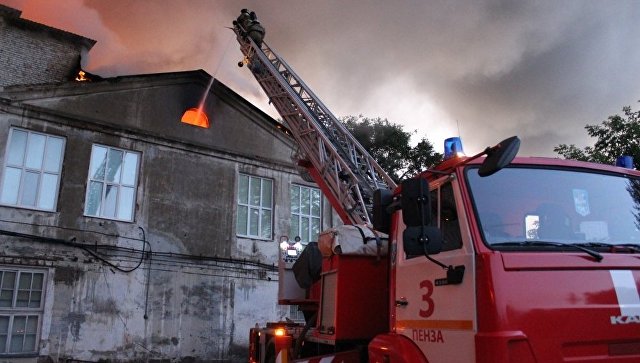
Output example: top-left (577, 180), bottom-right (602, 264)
top-left (393, 175), bottom-right (477, 362)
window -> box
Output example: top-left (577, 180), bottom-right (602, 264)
top-left (0, 128), bottom-right (65, 211)
top-left (407, 180), bottom-right (461, 259)
top-left (437, 182), bottom-right (463, 252)
top-left (85, 145), bottom-right (139, 221)
top-left (288, 305), bottom-right (306, 323)
top-left (290, 185), bottom-right (321, 243)
top-left (466, 166), bottom-right (640, 247)
top-left (0, 268), bottom-right (45, 355)
top-left (237, 174), bottom-right (273, 239)
top-left (180, 108), bottom-right (210, 128)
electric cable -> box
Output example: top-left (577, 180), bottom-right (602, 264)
top-left (0, 227), bottom-right (277, 273)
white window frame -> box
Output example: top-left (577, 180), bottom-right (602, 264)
top-left (84, 144), bottom-right (140, 222)
top-left (0, 268), bottom-right (46, 356)
top-left (0, 128), bottom-right (65, 211)
top-left (236, 174), bottom-right (273, 240)
top-left (290, 184), bottom-right (322, 243)
top-left (288, 305), bottom-right (306, 323)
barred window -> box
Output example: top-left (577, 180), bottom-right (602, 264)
top-left (0, 269), bottom-right (45, 355)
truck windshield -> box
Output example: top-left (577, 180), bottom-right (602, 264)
top-left (465, 166), bottom-right (640, 248)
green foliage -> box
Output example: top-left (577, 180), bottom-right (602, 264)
top-left (342, 115), bottom-right (442, 182)
top-left (554, 103), bottom-right (640, 168)
top-left (407, 137), bottom-right (443, 177)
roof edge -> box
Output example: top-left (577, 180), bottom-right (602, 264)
top-left (1, 4), bottom-right (96, 49)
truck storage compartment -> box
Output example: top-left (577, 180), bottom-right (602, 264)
top-left (315, 254), bottom-right (389, 341)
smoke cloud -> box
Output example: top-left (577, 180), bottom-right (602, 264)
top-left (3, 0), bottom-right (640, 156)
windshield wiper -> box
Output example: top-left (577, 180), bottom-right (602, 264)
top-left (492, 241), bottom-right (603, 262)
top-left (613, 244), bottom-right (640, 253)
top-left (576, 242), bottom-right (640, 253)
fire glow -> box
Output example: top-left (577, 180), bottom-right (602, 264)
top-left (181, 107), bottom-right (210, 128)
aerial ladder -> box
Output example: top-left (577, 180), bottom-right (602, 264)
top-left (232, 10), bottom-right (396, 226)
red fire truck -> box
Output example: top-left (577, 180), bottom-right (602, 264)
top-left (233, 10), bottom-right (640, 363)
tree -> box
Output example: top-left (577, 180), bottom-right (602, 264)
top-left (407, 137), bottom-right (443, 177)
top-left (341, 115), bottom-right (442, 182)
top-left (554, 102), bottom-right (640, 168)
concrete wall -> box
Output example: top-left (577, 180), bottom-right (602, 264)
top-left (0, 72), bottom-right (335, 362)
top-left (0, 239), bottom-right (281, 362)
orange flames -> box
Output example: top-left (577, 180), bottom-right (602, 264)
top-left (75, 70), bottom-right (89, 82)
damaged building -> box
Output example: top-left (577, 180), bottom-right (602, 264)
top-left (0, 5), bottom-right (333, 362)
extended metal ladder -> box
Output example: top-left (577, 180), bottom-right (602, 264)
top-left (233, 19), bottom-right (396, 226)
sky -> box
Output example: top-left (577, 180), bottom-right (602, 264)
top-left (3, 0), bottom-right (640, 156)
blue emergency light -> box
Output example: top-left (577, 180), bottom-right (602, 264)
top-left (444, 137), bottom-right (465, 159)
top-left (616, 155), bottom-right (634, 169)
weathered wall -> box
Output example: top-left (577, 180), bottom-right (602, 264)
top-left (0, 74), bottom-right (303, 260)
top-left (0, 239), bottom-right (279, 362)
top-left (0, 72), bottom-right (333, 362)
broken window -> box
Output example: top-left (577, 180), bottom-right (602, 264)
top-left (84, 144), bottom-right (140, 221)
top-left (0, 128), bottom-right (65, 211)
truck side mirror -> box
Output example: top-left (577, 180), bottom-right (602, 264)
top-left (403, 226), bottom-right (443, 255)
top-left (373, 188), bottom-right (394, 234)
top-left (478, 136), bottom-right (520, 177)
top-left (401, 178), bottom-right (431, 227)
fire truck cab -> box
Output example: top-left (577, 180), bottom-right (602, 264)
top-left (374, 154), bottom-right (640, 362)
top-left (252, 145), bottom-right (640, 363)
